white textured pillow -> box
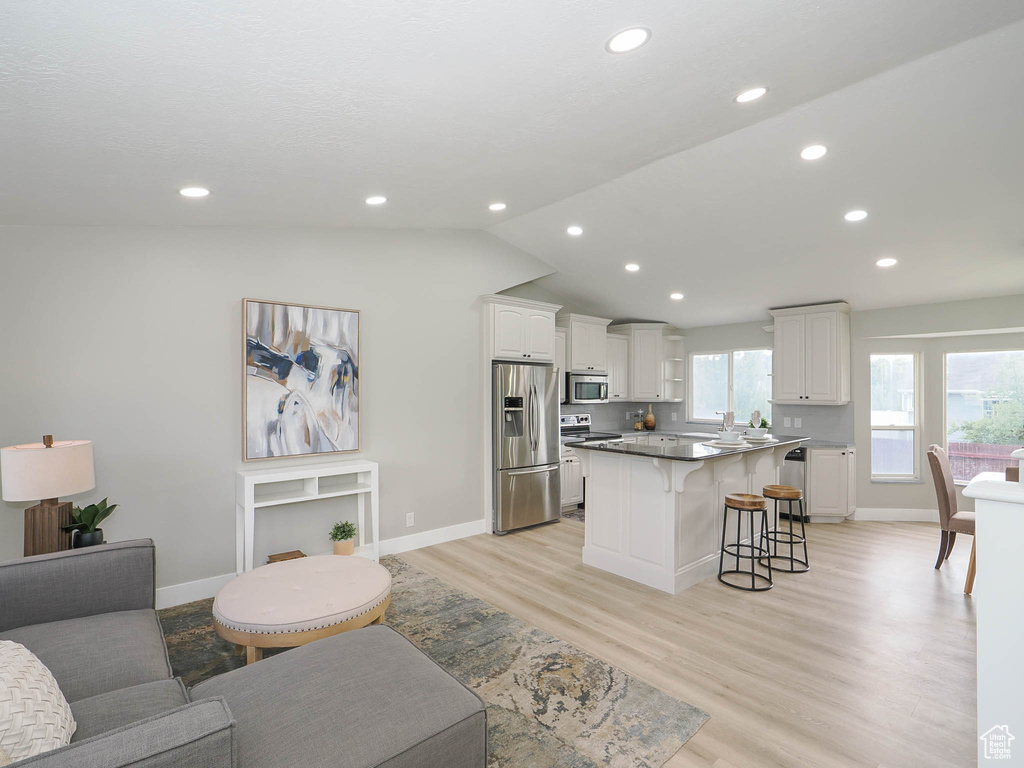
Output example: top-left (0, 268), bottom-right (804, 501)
top-left (0, 641), bottom-right (76, 765)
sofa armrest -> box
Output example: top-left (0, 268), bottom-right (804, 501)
top-left (18, 698), bottom-right (236, 768)
top-left (0, 539), bottom-right (155, 632)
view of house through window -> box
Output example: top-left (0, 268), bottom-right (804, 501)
top-left (691, 349), bottom-right (772, 425)
top-left (870, 354), bottom-right (917, 477)
top-left (946, 350), bottom-right (1024, 482)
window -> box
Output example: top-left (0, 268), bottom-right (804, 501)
top-left (870, 354), bottom-right (918, 478)
top-left (690, 349), bottom-right (772, 425)
top-left (945, 350), bottom-right (1024, 483)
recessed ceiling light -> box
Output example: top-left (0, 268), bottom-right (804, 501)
top-left (844, 209), bottom-right (868, 222)
top-left (670, 292), bottom-right (684, 300)
top-left (179, 187), bottom-right (209, 198)
top-left (567, 225), bottom-right (583, 236)
top-left (365, 196), bottom-right (387, 205)
top-left (488, 202), bottom-right (507, 211)
top-left (735, 87), bottom-right (768, 103)
top-left (605, 27), bottom-right (652, 54)
top-left (625, 263), bottom-right (640, 272)
top-left (800, 144), bottom-right (828, 160)
top-left (876, 257), bottom-right (898, 268)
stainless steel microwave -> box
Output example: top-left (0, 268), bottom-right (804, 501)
top-left (567, 373), bottom-right (608, 404)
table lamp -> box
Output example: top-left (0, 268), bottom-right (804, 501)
top-left (1, 435), bottom-right (95, 556)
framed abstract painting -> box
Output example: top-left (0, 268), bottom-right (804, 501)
top-left (243, 299), bottom-right (360, 461)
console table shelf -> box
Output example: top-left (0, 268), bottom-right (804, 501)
top-left (236, 460), bottom-right (379, 572)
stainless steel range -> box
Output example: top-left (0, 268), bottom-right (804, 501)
top-left (559, 414), bottom-right (623, 444)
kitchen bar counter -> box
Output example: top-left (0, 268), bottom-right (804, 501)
top-left (572, 435), bottom-right (805, 462)
top-left (572, 434), bottom-right (807, 594)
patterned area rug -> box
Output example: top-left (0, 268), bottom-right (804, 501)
top-left (158, 556), bottom-right (708, 768)
top-left (563, 507), bottom-right (585, 523)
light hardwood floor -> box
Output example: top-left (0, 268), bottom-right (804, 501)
top-left (402, 518), bottom-right (977, 768)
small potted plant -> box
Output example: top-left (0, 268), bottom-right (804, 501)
top-left (330, 521), bottom-right (357, 555)
top-left (62, 498), bottom-right (118, 548)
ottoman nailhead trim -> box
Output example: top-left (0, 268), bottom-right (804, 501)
top-left (215, 594), bottom-right (390, 635)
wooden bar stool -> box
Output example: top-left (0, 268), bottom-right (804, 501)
top-left (719, 493), bottom-right (773, 591)
top-left (760, 484), bottom-right (809, 573)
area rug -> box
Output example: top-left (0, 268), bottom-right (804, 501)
top-left (158, 556), bottom-right (708, 768)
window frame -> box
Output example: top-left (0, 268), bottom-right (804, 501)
top-left (943, 347), bottom-right (1024, 486)
top-left (869, 352), bottom-right (921, 482)
top-left (687, 347), bottom-right (773, 425)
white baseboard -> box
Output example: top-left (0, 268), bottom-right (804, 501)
top-left (154, 518), bottom-right (487, 609)
top-left (379, 518), bottom-right (487, 556)
top-left (849, 507), bottom-right (939, 522)
top-left (156, 573), bottom-right (235, 610)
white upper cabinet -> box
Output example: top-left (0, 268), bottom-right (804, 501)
top-left (555, 328), bottom-right (567, 403)
top-left (607, 323), bottom-right (682, 402)
top-left (769, 302), bottom-right (850, 405)
top-left (606, 335), bottom-right (629, 400)
top-left (630, 326), bottom-right (664, 401)
top-left (483, 296), bottom-right (561, 363)
top-left (558, 313), bottom-right (611, 373)
top-left (526, 310), bottom-right (556, 361)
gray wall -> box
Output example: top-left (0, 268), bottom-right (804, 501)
top-left (0, 226), bottom-right (552, 590)
top-left (852, 295), bottom-right (1024, 513)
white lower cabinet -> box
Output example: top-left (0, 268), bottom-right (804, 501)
top-left (560, 453), bottom-right (583, 508)
top-left (807, 447), bottom-right (856, 521)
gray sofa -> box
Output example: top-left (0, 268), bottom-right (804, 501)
top-left (0, 539), bottom-right (487, 767)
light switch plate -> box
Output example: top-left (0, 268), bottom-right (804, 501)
top-left (794, 418), bottom-right (802, 428)
top-left (406, 513), bottom-right (414, 527)
top-left (783, 417), bottom-right (792, 428)
top-left (671, 413), bottom-right (677, 421)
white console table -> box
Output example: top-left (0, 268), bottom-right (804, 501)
top-left (235, 460), bottom-right (380, 572)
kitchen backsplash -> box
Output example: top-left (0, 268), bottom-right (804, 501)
top-left (561, 400), bottom-right (855, 444)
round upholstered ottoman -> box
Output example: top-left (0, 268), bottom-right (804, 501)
top-left (212, 555), bottom-right (391, 664)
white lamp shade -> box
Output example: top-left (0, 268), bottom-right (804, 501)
top-left (1, 440), bottom-right (95, 502)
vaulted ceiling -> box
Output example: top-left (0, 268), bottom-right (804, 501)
top-left (4, 1), bottom-right (1024, 325)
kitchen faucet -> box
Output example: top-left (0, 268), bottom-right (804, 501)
top-left (714, 411), bottom-right (735, 430)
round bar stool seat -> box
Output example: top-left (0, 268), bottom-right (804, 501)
top-left (725, 493), bottom-right (767, 510)
top-left (719, 493), bottom-right (773, 591)
top-left (759, 484), bottom-right (810, 574)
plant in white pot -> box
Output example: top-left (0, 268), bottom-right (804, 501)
top-left (330, 521), bottom-right (357, 555)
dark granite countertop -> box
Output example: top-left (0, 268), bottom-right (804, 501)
top-left (571, 434), bottom-right (807, 462)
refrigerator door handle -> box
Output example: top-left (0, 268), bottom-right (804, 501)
top-left (507, 464), bottom-right (559, 476)
top-left (529, 382), bottom-right (538, 452)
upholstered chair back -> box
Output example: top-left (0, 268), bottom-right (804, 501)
top-left (927, 444), bottom-right (957, 529)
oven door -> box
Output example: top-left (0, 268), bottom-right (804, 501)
top-left (568, 374), bottom-right (608, 404)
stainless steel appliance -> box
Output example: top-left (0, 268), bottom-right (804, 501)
top-left (559, 414), bottom-right (623, 444)
top-left (566, 373), bottom-right (608, 404)
top-left (780, 447), bottom-right (808, 521)
top-left (493, 362), bottom-right (560, 534)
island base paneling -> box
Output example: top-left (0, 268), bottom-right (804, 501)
top-left (579, 445), bottom-right (791, 594)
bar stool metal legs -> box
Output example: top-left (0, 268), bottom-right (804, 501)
top-left (759, 485), bottom-right (810, 573)
top-left (718, 493), bottom-right (773, 591)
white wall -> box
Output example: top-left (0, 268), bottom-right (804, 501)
top-left (0, 226), bottom-right (553, 593)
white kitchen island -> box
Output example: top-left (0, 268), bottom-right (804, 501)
top-left (572, 436), bottom-right (805, 594)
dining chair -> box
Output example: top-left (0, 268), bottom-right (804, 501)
top-left (926, 444), bottom-right (976, 571)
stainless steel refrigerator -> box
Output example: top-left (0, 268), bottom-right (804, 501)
top-left (492, 362), bottom-right (560, 534)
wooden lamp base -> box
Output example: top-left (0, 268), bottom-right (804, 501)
top-left (24, 499), bottom-right (73, 557)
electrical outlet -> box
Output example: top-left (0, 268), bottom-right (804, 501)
top-left (794, 418), bottom-right (802, 428)
top-left (406, 513), bottom-right (414, 527)
top-left (783, 417), bottom-right (792, 428)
